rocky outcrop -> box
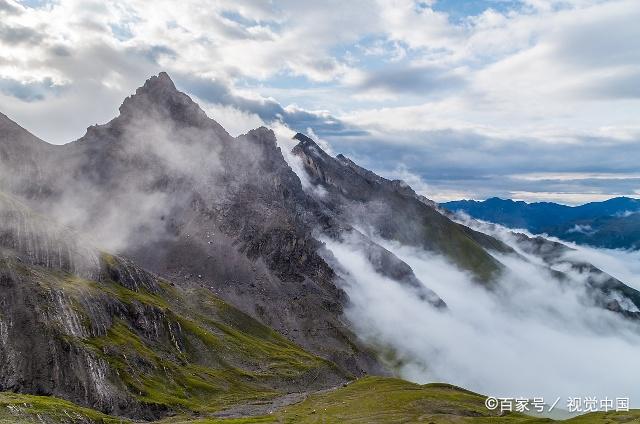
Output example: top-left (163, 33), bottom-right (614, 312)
top-left (292, 132), bottom-right (505, 284)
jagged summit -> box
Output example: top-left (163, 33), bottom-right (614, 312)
top-left (115, 71), bottom-right (218, 132)
top-left (293, 132), bottom-right (313, 143)
top-left (121, 72), bottom-right (180, 108)
top-left (149, 71), bottom-right (176, 89)
top-left (134, 71), bottom-right (178, 95)
top-left (292, 132), bottom-right (331, 161)
top-left (69, 72), bottom-right (229, 149)
top-left (128, 71), bottom-right (180, 102)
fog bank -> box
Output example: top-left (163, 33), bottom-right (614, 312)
top-left (322, 230), bottom-right (640, 406)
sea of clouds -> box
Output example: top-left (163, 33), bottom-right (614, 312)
top-left (321, 224), bottom-right (640, 408)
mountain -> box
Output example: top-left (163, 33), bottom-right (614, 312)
top-left (0, 193), bottom-right (347, 420)
top-left (291, 133), bottom-right (514, 284)
top-left (291, 134), bottom-right (640, 315)
top-left (0, 73), bottom-right (385, 378)
top-left (0, 73), bottom-right (639, 422)
top-left (443, 197), bottom-right (640, 249)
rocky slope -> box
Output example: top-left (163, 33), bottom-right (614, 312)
top-left (292, 133), bottom-right (509, 284)
top-left (0, 193), bottom-right (347, 420)
top-left (290, 133), bottom-right (640, 315)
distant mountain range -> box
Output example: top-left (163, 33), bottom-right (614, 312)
top-left (443, 197), bottom-right (640, 250)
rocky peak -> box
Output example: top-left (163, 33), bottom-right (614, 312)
top-left (236, 126), bottom-right (292, 173)
top-left (130, 71), bottom-right (179, 99)
top-left (292, 132), bottom-right (389, 199)
top-left (292, 132), bottom-right (332, 162)
top-left (120, 72), bottom-right (180, 111)
top-left (245, 126), bottom-right (278, 147)
top-left (146, 71), bottom-right (176, 91)
top-left (116, 72), bottom-right (216, 133)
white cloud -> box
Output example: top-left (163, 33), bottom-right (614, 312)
top-left (198, 99), bottom-right (265, 137)
top-left (564, 246), bottom-right (640, 291)
top-left (0, 0), bottom-right (638, 202)
top-left (322, 226), bottom-right (640, 406)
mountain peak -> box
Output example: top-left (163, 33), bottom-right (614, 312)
top-left (127, 72), bottom-right (179, 102)
top-left (292, 132), bottom-right (333, 163)
top-left (141, 71), bottom-right (177, 93)
top-left (293, 132), bottom-right (315, 145)
top-left (114, 72), bottom-right (224, 134)
top-left (118, 72), bottom-right (181, 116)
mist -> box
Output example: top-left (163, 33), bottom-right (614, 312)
top-left (4, 81), bottom-right (288, 257)
top-left (561, 246), bottom-right (640, 292)
top-left (321, 228), bottom-right (640, 407)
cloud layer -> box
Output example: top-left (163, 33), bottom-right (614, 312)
top-left (0, 0), bottom-right (639, 203)
top-left (321, 229), bottom-right (640, 407)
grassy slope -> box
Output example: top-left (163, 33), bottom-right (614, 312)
top-left (82, 277), bottom-right (335, 413)
top-left (272, 377), bottom-right (640, 424)
top-left (2, 377), bottom-right (638, 423)
top-left (0, 392), bottom-right (128, 424)
top-left (1, 253), bottom-right (344, 417)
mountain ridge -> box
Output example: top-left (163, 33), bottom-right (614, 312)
top-left (444, 196), bottom-right (640, 249)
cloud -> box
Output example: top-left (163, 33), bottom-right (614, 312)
top-left (176, 74), bottom-right (366, 138)
top-left (566, 224), bottom-right (596, 235)
top-left (353, 65), bottom-right (466, 97)
top-left (0, 22), bottom-right (43, 45)
top-left (319, 125), bottom-right (640, 203)
top-left (563, 246), bottom-right (640, 291)
top-left (0, 76), bottom-right (59, 101)
top-left (0, 0), bottom-right (639, 203)
top-left (0, 0), bottom-right (20, 14)
top-left (321, 223), bottom-right (640, 406)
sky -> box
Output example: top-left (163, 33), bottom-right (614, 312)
top-left (0, 0), bottom-right (639, 204)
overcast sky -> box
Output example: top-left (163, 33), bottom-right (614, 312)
top-left (1, 0), bottom-right (639, 204)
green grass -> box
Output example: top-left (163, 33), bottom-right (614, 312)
top-left (1, 377), bottom-right (639, 423)
top-left (79, 295), bottom-right (317, 414)
top-left (267, 376), bottom-right (532, 423)
top-left (269, 377), bottom-right (640, 424)
top-left (0, 251), bottom-right (344, 417)
top-left (0, 392), bottom-right (129, 423)
top-left (76, 257), bottom-right (343, 414)
top-left (562, 411), bottom-right (640, 423)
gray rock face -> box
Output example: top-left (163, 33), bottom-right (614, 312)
top-left (291, 132), bottom-right (506, 284)
top-left (0, 194), bottom-right (100, 278)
